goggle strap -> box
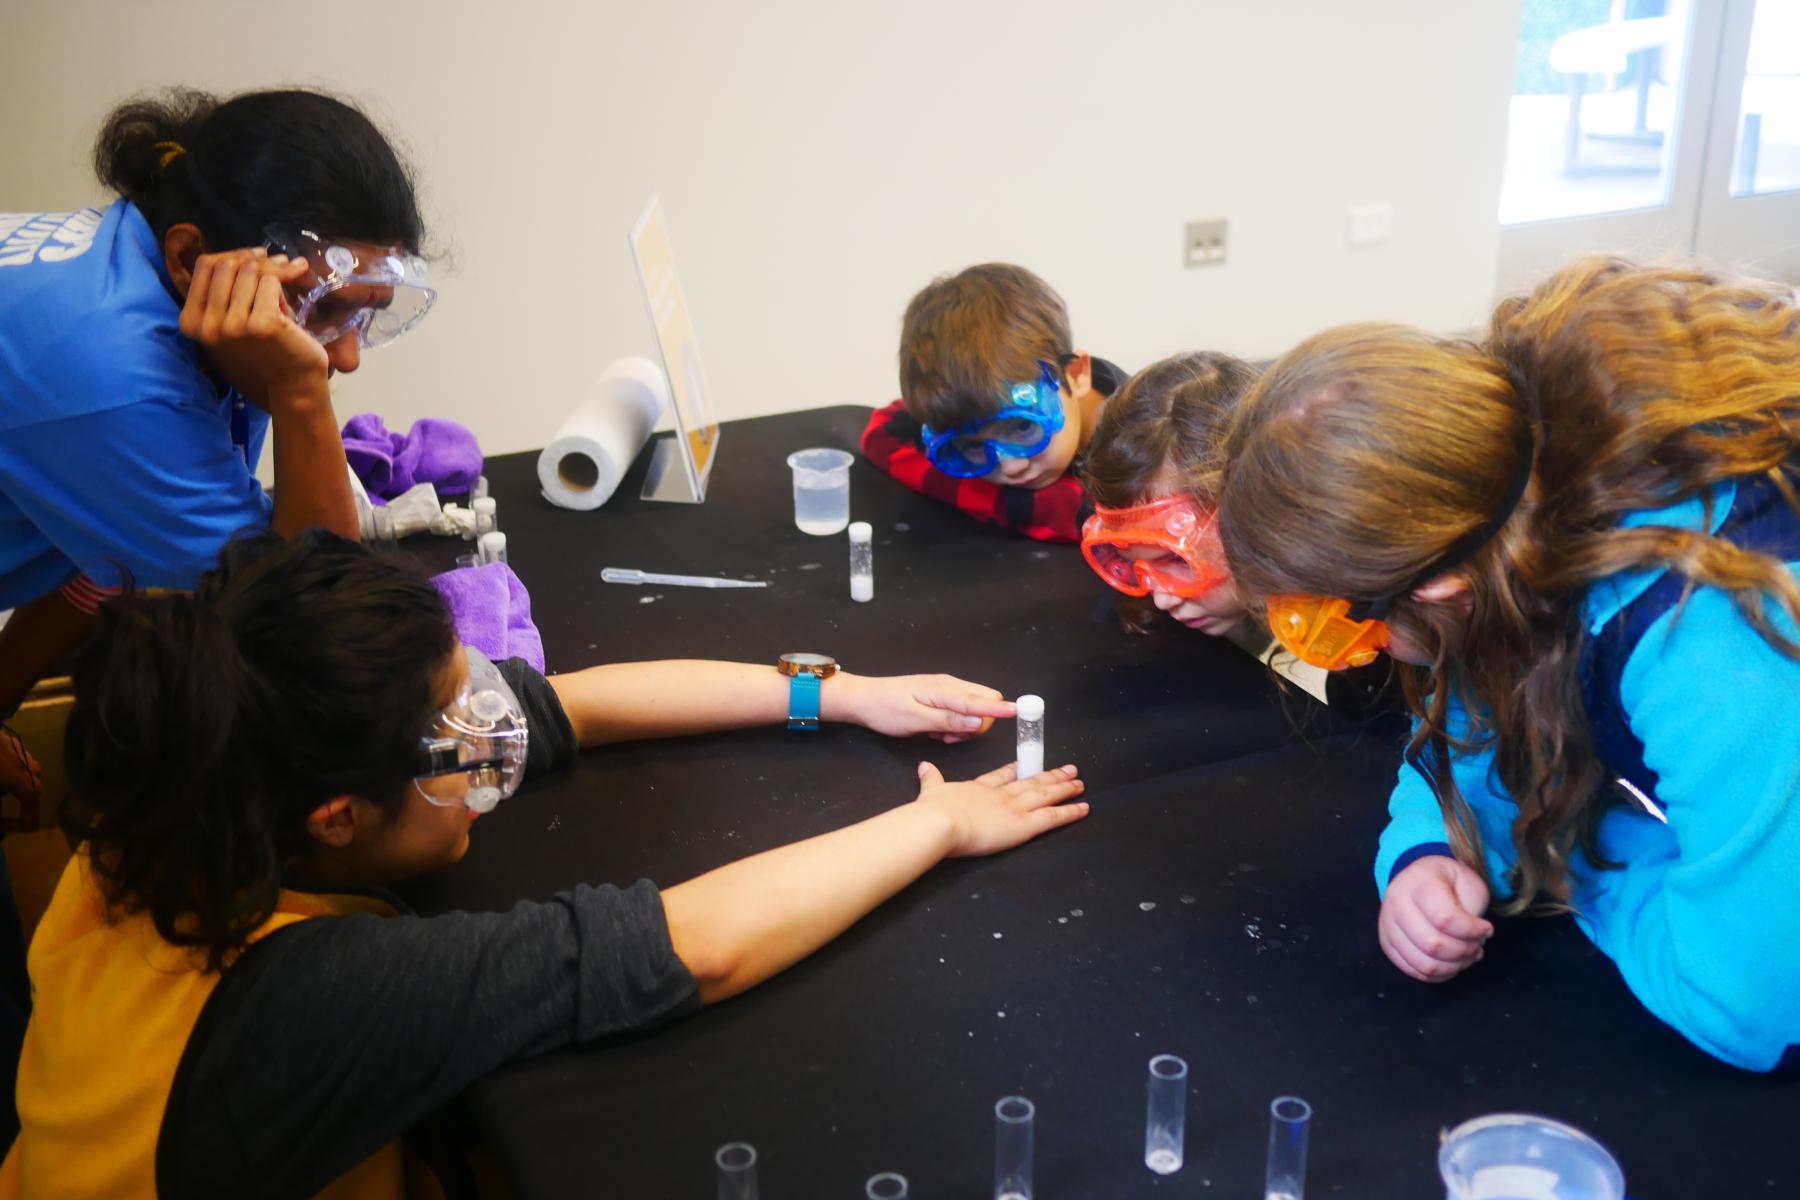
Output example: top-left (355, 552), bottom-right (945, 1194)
top-left (1344, 419), bottom-right (1534, 623)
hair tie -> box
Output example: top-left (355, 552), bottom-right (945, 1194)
top-left (153, 140), bottom-right (187, 173)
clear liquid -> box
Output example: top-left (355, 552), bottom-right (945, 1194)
top-left (794, 482), bottom-right (849, 535)
top-left (1145, 1148), bottom-right (1182, 1175)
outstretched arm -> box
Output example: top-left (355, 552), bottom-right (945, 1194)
top-left (662, 759), bottom-right (1086, 1002)
top-left (547, 660), bottom-right (1018, 745)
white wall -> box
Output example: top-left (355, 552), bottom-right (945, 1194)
top-left (2, 0), bottom-right (1521, 461)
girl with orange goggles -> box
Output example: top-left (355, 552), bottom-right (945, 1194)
top-left (1080, 494), bottom-right (1231, 599)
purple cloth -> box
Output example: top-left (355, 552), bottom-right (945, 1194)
top-left (343, 413), bottom-right (483, 503)
top-left (430, 562), bottom-right (545, 674)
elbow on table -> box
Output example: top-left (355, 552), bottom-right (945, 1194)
top-left (663, 906), bottom-right (752, 1005)
top-left (1639, 965), bottom-right (1800, 1073)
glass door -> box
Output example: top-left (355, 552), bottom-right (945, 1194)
top-left (1495, 0), bottom-right (1727, 293)
top-left (1692, 0), bottom-right (1800, 276)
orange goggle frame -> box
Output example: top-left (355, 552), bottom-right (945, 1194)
top-left (1080, 496), bottom-right (1230, 599)
top-left (1266, 595), bottom-right (1389, 671)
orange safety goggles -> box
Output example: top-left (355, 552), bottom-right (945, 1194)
top-left (1265, 595), bottom-right (1391, 671)
top-left (1080, 496), bottom-right (1230, 599)
top-left (1263, 413), bottom-right (1539, 673)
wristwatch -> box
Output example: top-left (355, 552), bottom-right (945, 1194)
top-left (777, 653), bottom-right (839, 731)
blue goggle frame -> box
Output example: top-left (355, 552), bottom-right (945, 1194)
top-left (919, 360), bottom-right (1066, 478)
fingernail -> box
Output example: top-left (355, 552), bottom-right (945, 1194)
top-left (959, 716), bottom-right (982, 730)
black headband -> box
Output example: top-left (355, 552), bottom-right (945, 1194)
top-left (1346, 418), bottom-right (1536, 623)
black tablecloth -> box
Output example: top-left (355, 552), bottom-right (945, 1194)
top-left (401, 407), bottom-right (1796, 1199)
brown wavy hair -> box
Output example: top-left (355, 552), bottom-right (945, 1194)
top-left (1082, 352), bottom-right (1260, 633)
top-left (1217, 257), bottom-right (1800, 912)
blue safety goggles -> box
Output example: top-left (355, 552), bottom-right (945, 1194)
top-left (919, 360), bottom-right (1066, 478)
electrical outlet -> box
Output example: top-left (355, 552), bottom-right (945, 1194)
top-left (1346, 202), bottom-right (1393, 246)
top-left (1184, 219), bottom-right (1227, 268)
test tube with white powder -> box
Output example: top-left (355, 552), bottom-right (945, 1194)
top-left (848, 521), bottom-right (874, 602)
top-left (473, 496), bottom-right (498, 538)
top-left (1015, 694), bottom-right (1045, 778)
top-left (479, 531), bottom-right (508, 566)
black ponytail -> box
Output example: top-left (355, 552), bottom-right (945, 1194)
top-left (92, 86), bottom-right (426, 254)
top-left (61, 531), bottom-right (456, 971)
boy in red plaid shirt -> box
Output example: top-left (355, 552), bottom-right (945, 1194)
top-left (860, 264), bottom-right (1126, 542)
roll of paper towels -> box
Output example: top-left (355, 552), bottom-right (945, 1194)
top-left (537, 357), bottom-right (669, 510)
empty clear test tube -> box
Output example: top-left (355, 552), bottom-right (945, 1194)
top-left (994, 1095), bottom-right (1034, 1200)
top-left (1015, 694), bottom-right (1045, 778)
top-left (471, 474), bottom-right (489, 501)
top-left (716, 1141), bottom-right (758, 1200)
top-left (864, 1172), bottom-right (909, 1199)
top-left (848, 521), bottom-right (874, 602)
top-left (1264, 1095), bottom-right (1312, 1200)
top-left (478, 531), bottom-right (507, 566)
top-left (1144, 1054), bottom-right (1188, 1175)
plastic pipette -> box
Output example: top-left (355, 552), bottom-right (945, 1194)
top-left (602, 568), bottom-right (768, 589)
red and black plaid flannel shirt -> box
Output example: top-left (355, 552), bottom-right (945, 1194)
top-left (858, 358), bottom-right (1125, 543)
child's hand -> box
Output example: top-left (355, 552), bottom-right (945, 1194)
top-left (833, 672), bottom-right (1017, 742)
top-left (178, 249), bottom-right (330, 410)
top-left (912, 760), bottom-right (1087, 857)
top-left (1378, 855), bottom-right (1494, 983)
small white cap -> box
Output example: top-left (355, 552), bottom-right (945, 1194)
top-left (473, 497), bottom-right (497, 515)
top-left (479, 531), bottom-right (506, 556)
top-left (1016, 694), bottom-right (1045, 720)
top-left (848, 521), bottom-right (872, 542)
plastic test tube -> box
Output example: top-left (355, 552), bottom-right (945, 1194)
top-left (994, 1095), bottom-right (1035, 1200)
top-left (848, 521), bottom-right (874, 602)
top-left (471, 474), bottom-right (489, 501)
top-left (1015, 695), bottom-right (1045, 778)
top-left (864, 1172), bottom-right (909, 1199)
top-left (1144, 1054), bottom-right (1188, 1175)
top-left (473, 496), bottom-right (498, 538)
top-left (1264, 1095), bottom-right (1312, 1200)
top-left (716, 1141), bottom-right (758, 1200)
top-left (478, 531), bottom-right (508, 566)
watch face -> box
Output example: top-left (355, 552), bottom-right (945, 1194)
top-left (781, 652), bottom-right (835, 669)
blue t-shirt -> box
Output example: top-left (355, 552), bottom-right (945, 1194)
top-left (0, 200), bottom-right (271, 607)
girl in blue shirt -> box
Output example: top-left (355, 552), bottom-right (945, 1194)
top-left (0, 87), bottom-right (431, 732)
top-left (1215, 257), bottom-right (1800, 1071)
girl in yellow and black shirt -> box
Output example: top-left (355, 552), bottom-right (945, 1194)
top-left (5, 532), bottom-right (1088, 1198)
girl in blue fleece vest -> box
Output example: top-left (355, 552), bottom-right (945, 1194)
top-left (1214, 256), bottom-right (1800, 1072)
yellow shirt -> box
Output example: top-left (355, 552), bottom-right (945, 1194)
top-left (0, 853), bottom-right (406, 1199)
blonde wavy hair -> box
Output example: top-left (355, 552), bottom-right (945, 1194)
top-left (1217, 257), bottom-right (1800, 912)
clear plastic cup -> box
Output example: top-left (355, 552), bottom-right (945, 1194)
top-left (716, 1141), bottom-right (759, 1200)
top-left (865, 1172), bottom-right (909, 1198)
top-left (1144, 1054), bottom-right (1187, 1175)
top-left (1438, 1114), bottom-right (1624, 1200)
top-left (1266, 1095), bottom-right (1311, 1200)
top-left (994, 1095), bottom-right (1035, 1200)
top-left (787, 448), bottom-right (853, 536)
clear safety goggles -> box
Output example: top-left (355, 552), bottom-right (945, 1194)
top-left (263, 224), bottom-right (436, 349)
top-left (1080, 495), bottom-right (1230, 598)
top-left (412, 647), bottom-right (529, 814)
top-left (1265, 595), bottom-right (1390, 671)
top-left (920, 360), bottom-right (1066, 478)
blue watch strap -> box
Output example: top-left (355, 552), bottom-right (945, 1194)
top-left (787, 670), bottom-right (822, 731)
